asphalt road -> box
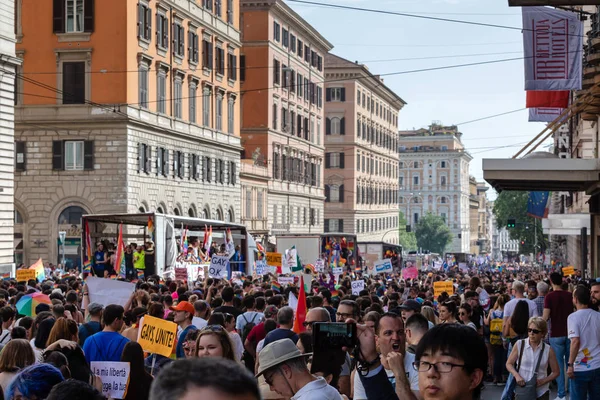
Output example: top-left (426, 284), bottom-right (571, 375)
top-left (481, 382), bottom-right (566, 399)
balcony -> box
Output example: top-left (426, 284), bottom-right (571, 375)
top-left (240, 159), bottom-right (269, 179)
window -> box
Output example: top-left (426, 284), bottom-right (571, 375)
top-left (317, 55), bottom-right (323, 71)
top-left (156, 147), bottom-right (169, 176)
top-left (441, 196), bottom-right (447, 204)
top-left (188, 32), bottom-right (199, 63)
top-left (413, 213), bottom-right (419, 225)
top-left (282, 29), bottom-right (289, 47)
top-left (272, 103), bottom-right (278, 129)
top-left (257, 190), bottom-right (264, 219)
top-left (216, 92), bottom-right (223, 131)
top-left (273, 204), bottom-right (278, 224)
top-left (440, 176), bottom-right (446, 186)
top-left (413, 176), bottom-right (419, 185)
top-left (157, 70), bottom-right (167, 114)
top-left (202, 86), bottom-right (211, 127)
top-left (15, 142), bottom-right (26, 172)
top-left (297, 73), bottom-right (303, 97)
top-left (326, 87), bottom-right (345, 102)
top-left (137, 2), bottom-right (151, 41)
top-left (413, 161), bottom-right (418, 168)
top-left (174, 22), bottom-right (185, 57)
top-left (273, 59), bottom-right (280, 84)
top-left (174, 78), bottom-right (183, 119)
top-left (227, 97), bottom-right (235, 134)
top-left (204, 156), bottom-right (212, 182)
top-left (441, 145), bottom-right (448, 151)
top-left (138, 66), bottom-right (148, 108)
top-left (298, 39), bottom-right (303, 57)
top-left (174, 151), bottom-right (185, 178)
top-left (441, 161), bottom-right (446, 168)
top-left (228, 52), bottom-right (237, 81)
top-left (290, 34), bottom-right (296, 52)
top-left (240, 55), bottom-right (246, 81)
top-left (64, 141), bottom-right (83, 170)
top-left (273, 21), bottom-right (280, 42)
top-left (326, 117), bottom-right (345, 135)
top-left (304, 44), bottom-right (310, 62)
top-left (62, 62), bottom-right (85, 104)
top-left (441, 213), bottom-right (447, 222)
top-left (245, 189), bottom-right (252, 218)
top-left (282, 64), bottom-right (288, 88)
top-left (216, 46), bottom-right (225, 75)
top-left (326, 152), bottom-right (344, 169)
top-left (202, 38), bottom-right (213, 69)
top-left (227, 0), bottom-right (233, 23)
top-left (156, 13), bottom-right (169, 49)
top-left (65, 0), bottom-right (84, 32)
top-left (229, 160), bottom-right (237, 184)
top-left (325, 184), bottom-right (344, 203)
top-left (214, 0), bottom-right (221, 17)
top-left (203, 0), bottom-right (212, 11)
top-left (189, 84), bottom-right (197, 123)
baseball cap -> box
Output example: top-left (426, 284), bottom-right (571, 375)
top-left (87, 303), bottom-right (104, 315)
top-left (170, 301), bottom-right (194, 314)
top-left (398, 299), bottom-right (421, 312)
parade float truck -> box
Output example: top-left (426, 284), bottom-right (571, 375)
top-left (275, 233), bottom-right (359, 270)
top-left (275, 235), bottom-right (321, 266)
top-left (81, 213), bottom-right (256, 278)
top-left (357, 242), bottom-right (402, 270)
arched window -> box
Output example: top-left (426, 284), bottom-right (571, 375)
top-left (14, 210), bottom-right (23, 224)
top-left (441, 197), bottom-right (447, 204)
top-left (227, 208), bottom-right (234, 222)
top-left (138, 206), bottom-right (146, 213)
top-left (441, 176), bottom-right (447, 186)
top-left (188, 208), bottom-right (196, 217)
top-left (202, 208), bottom-right (209, 219)
top-left (173, 207), bottom-right (181, 216)
top-left (216, 208), bottom-right (224, 221)
top-left (58, 206), bottom-right (86, 225)
top-left (157, 206), bottom-right (164, 214)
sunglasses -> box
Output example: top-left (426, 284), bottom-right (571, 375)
top-left (459, 312), bottom-right (467, 316)
top-left (528, 328), bottom-right (542, 334)
top-left (202, 324), bottom-right (225, 332)
top-left (302, 321), bottom-right (316, 327)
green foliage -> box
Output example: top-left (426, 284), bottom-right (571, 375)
top-left (492, 191), bottom-right (547, 254)
top-left (414, 213), bottom-right (452, 254)
top-left (398, 211), bottom-right (417, 251)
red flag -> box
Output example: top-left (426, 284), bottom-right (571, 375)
top-left (526, 91), bottom-right (569, 108)
top-left (293, 276), bottom-right (307, 334)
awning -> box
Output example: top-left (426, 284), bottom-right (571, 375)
top-left (483, 155), bottom-right (600, 193)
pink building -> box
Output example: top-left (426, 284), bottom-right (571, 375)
top-left (323, 54), bottom-right (405, 244)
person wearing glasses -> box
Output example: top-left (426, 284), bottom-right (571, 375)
top-left (505, 317), bottom-right (559, 400)
top-left (335, 300), bottom-right (359, 398)
top-left (458, 304), bottom-right (477, 331)
top-left (195, 325), bottom-right (236, 361)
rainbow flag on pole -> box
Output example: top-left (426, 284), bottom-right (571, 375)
top-left (84, 220), bottom-right (93, 273)
top-left (29, 259), bottom-right (45, 282)
top-left (147, 216), bottom-right (155, 242)
top-left (114, 224), bottom-right (126, 278)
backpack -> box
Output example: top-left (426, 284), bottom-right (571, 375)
top-left (489, 316), bottom-right (503, 346)
top-left (241, 313), bottom-right (258, 343)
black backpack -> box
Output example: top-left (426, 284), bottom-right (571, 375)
top-left (241, 313), bottom-right (258, 343)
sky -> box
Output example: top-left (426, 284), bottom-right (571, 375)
top-left (288, 0), bottom-right (555, 199)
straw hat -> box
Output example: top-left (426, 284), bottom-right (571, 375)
top-left (255, 338), bottom-right (311, 377)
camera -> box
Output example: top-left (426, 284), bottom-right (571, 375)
top-left (312, 322), bottom-right (357, 349)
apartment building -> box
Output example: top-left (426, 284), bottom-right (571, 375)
top-left (239, 0), bottom-right (333, 239)
top-left (13, 0), bottom-right (242, 267)
top-left (323, 54), bottom-right (405, 243)
top-left (0, 0), bottom-right (19, 272)
top-left (398, 124), bottom-right (472, 253)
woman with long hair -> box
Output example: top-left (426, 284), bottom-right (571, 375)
top-left (0, 339), bottom-right (35, 397)
top-left (121, 342), bottom-right (153, 400)
top-left (223, 313), bottom-right (244, 362)
top-left (421, 305), bottom-right (437, 326)
top-left (438, 301), bottom-right (458, 324)
top-left (46, 318), bottom-right (78, 347)
top-left (195, 325), bottom-right (236, 361)
top-left (485, 293), bottom-right (510, 385)
top-left (46, 342), bottom-right (103, 392)
top-left (459, 303), bottom-right (477, 330)
top-left (33, 317), bottom-right (55, 352)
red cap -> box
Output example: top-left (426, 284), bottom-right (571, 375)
top-left (169, 301), bottom-right (194, 314)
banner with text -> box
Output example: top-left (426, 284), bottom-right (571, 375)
top-left (90, 361), bottom-right (130, 399)
top-left (351, 280), bottom-right (365, 296)
top-left (209, 256), bottom-right (229, 279)
top-left (434, 281), bottom-right (455, 298)
top-left (137, 315), bottom-right (178, 357)
top-left (374, 259), bottom-right (393, 274)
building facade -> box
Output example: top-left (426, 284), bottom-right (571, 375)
top-left (0, 0), bottom-right (19, 272)
top-left (323, 54), bottom-right (405, 243)
top-left (492, 225), bottom-right (520, 261)
top-left (239, 0), bottom-right (332, 241)
top-left (240, 158), bottom-right (269, 238)
top-left (14, 0), bottom-right (242, 267)
top-left (398, 124), bottom-right (472, 253)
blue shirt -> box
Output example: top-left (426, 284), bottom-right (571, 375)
top-left (176, 325), bottom-right (198, 359)
top-left (94, 251), bottom-right (105, 269)
top-left (83, 331), bottom-right (130, 363)
top-left (78, 321), bottom-right (101, 347)
top-left (263, 328), bottom-right (298, 347)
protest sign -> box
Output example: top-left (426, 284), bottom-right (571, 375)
top-left (86, 277), bottom-right (136, 307)
top-left (332, 266), bottom-right (343, 276)
top-left (351, 280), bottom-right (365, 296)
top-left (16, 269), bottom-right (36, 281)
top-left (315, 259), bottom-right (325, 272)
top-left (458, 263), bottom-right (468, 273)
top-left (374, 259), bottom-right (393, 274)
top-left (562, 266), bottom-right (575, 276)
top-left (433, 261), bottom-right (443, 271)
top-left (209, 255), bottom-right (229, 278)
top-left (288, 291), bottom-right (298, 311)
top-left (402, 266), bottom-right (418, 280)
top-left (278, 277), bottom-right (295, 286)
top-left (137, 315), bottom-right (178, 357)
top-left (255, 259), bottom-right (268, 275)
top-left (266, 252), bottom-right (282, 267)
top-left (90, 362), bottom-right (130, 399)
top-left (175, 267), bottom-right (188, 281)
top-left (434, 281), bottom-right (455, 298)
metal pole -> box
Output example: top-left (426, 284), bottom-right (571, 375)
top-left (581, 227), bottom-right (587, 280)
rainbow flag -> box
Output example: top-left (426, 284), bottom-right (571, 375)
top-left (256, 241), bottom-right (265, 254)
top-left (271, 281), bottom-right (281, 293)
top-left (84, 220), bottom-right (93, 273)
top-left (137, 269), bottom-right (145, 280)
top-left (29, 259), bottom-right (45, 282)
top-left (1, 272), bottom-right (11, 280)
top-left (180, 225), bottom-right (188, 255)
top-left (331, 290), bottom-right (340, 301)
top-left (114, 224), bottom-right (126, 277)
top-left (147, 216), bottom-right (155, 242)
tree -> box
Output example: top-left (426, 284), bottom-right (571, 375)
top-left (414, 213), bottom-right (452, 254)
top-left (492, 190), bottom-right (547, 254)
top-left (398, 211), bottom-right (417, 251)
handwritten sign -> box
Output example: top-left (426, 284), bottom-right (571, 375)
top-left (434, 281), bottom-right (455, 298)
top-left (458, 262), bottom-right (468, 273)
top-left (333, 266), bottom-right (343, 276)
top-left (255, 259), bottom-right (268, 275)
top-left (351, 280), bottom-right (365, 296)
top-left (209, 255), bottom-right (229, 278)
top-left (402, 266), bottom-right (418, 280)
top-left (16, 269), bottom-right (36, 281)
top-left (90, 361), bottom-right (130, 399)
top-left (562, 266), bottom-right (575, 276)
top-left (278, 277), bottom-right (295, 286)
top-left (374, 259), bottom-right (393, 274)
top-left (175, 267), bottom-right (188, 281)
top-left (137, 315), bottom-right (178, 357)
top-left (315, 259), bottom-right (325, 272)
top-left (266, 252), bottom-right (282, 266)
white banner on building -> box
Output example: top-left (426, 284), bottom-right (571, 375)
top-left (522, 7), bottom-right (582, 91)
top-left (529, 107), bottom-right (566, 123)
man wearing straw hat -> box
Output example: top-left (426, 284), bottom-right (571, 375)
top-left (256, 338), bottom-right (342, 400)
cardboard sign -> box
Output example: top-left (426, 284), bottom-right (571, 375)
top-left (458, 262), bottom-right (468, 273)
top-left (137, 315), bottom-right (178, 357)
top-left (86, 277), bottom-right (136, 308)
top-left (562, 266), bottom-right (575, 276)
top-left (266, 252), bottom-right (282, 267)
top-left (333, 266), bottom-right (343, 276)
top-left (434, 281), bottom-right (455, 298)
top-left (255, 259), bottom-right (268, 275)
top-left (175, 267), bottom-right (188, 281)
top-left (402, 266), bottom-right (418, 280)
top-left (209, 255), bottom-right (229, 278)
top-left (374, 259), bottom-right (393, 274)
top-left (351, 280), bottom-right (365, 296)
top-left (278, 277), bottom-right (295, 286)
top-left (16, 269), bottom-right (36, 281)
top-left (315, 259), bottom-right (325, 272)
top-left (90, 361), bottom-right (130, 399)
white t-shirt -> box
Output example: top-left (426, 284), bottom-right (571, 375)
top-left (503, 297), bottom-right (539, 319)
top-left (353, 352), bottom-right (419, 400)
top-left (567, 308), bottom-right (600, 372)
top-left (192, 316), bottom-right (207, 330)
top-left (292, 376), bottom-right (342, 400)
top-left (229, 331), bottom-right (244, 362)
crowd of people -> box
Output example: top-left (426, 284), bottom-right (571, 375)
top-left (0, 261), bottom-right (599, 400)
